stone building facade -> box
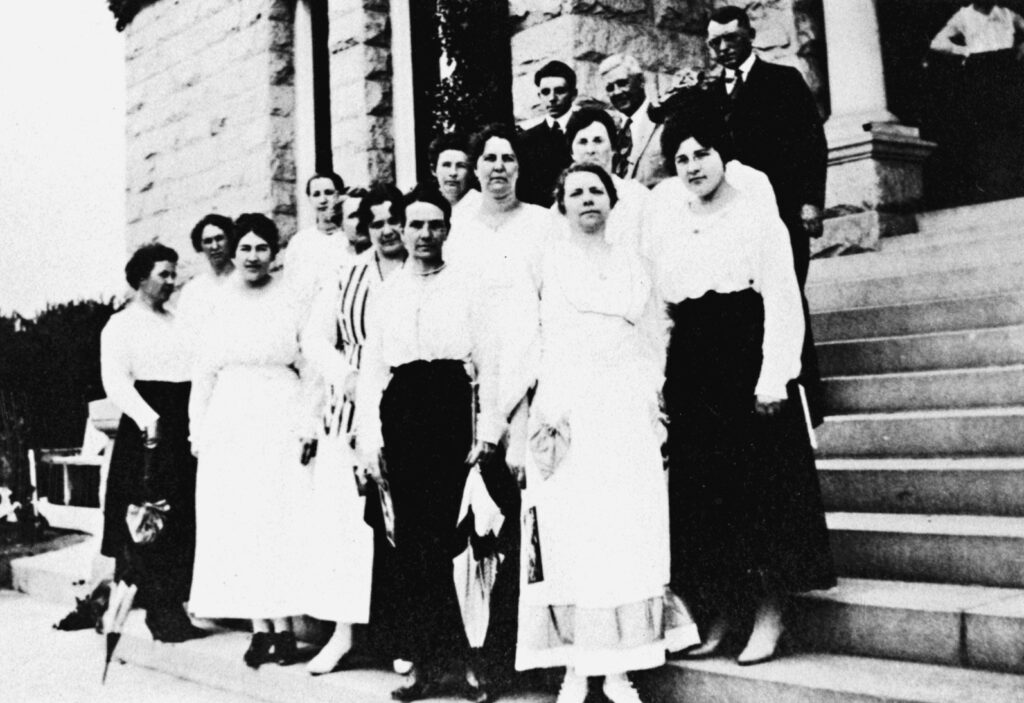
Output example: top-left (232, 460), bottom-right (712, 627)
top-left (119, 0), bottom-right (943, 266)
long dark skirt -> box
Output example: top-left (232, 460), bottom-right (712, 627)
top-left (101, 381), bottom-right (196, 609)
top-left (376, 359), bottom-right (474, 668)
top-left (663, 290), bottom-right (834, 618)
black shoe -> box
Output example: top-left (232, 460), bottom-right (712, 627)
top-left (243, 632), bottom-right (274, 669)
top-left (146, 607), bottom-right (208, 643)
top-left (458, 681), bottom-right (492, 703)
top-left (272, 631), bottom-right (299, 665)
top-left (391, 667), bottom-right (441, 701)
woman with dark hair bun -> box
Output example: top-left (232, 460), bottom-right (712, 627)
top-left (647, 111), bottom-right (834, 666)
top-left (188, 213), bottom-right (319, 669)
top-left (100, 243), bottom-right (204, 642)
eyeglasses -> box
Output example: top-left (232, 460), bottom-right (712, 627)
top-left (707, 32), bottom-right (749, 49)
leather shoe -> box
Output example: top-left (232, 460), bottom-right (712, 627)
top-left (243, 632), bottom-right (273, 669)
top-left (272, 631), bottom-right (299, 665)
top-left (391, 667), bottom-right (441, 702)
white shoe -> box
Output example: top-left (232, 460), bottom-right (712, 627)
top-left (393, 658), bottom-right (414, 675)
top-left (556, 670), bottom-right (588, 703)
top-left (603, 673), bottom-right (644, 703)
top-left (305, 628), bottom-right (352, 675)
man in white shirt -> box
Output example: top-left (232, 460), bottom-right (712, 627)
top-left (931, 1), bottom-right (1024, 58)
top-left (598, 53), bottom-right (667, 188)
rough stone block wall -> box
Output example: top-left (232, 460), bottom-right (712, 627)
top-left (509, 0), bottom-right (826, 122)
top-left (327, 0), bottom-right (395, 188)
top-left (124, 0), bottom-right (297, 272)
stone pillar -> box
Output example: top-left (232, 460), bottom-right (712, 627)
top-left (818, 0), bottom-right (936, 252)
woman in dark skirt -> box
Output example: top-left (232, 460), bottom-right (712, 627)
top-left (357, 186), bottom-right (502, 703)
top-left (646, 112), bottom-right (835, 665)
top-left (100, 243), bottom-right (202, 642)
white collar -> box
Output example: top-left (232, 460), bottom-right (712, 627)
top-left (727, 53), bottom-right (757, 80)
top-left (546, 111), bottom-right (573, 131)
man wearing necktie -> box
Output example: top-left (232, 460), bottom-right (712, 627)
top-left (518, 60), bottom-right (577, 207)
top-left (598, 53), bottom-right (668, 187)
top-left (707, 5), bottom-right (828, 426)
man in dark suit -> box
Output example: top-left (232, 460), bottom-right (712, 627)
top-left (707, 5), bottom-right (827, 286)
top-left (707, 6), bottom-right (828, 425)
top-left (517, 60), bottom-right (576, 207)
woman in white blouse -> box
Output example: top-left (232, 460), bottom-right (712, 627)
top-left (300, 183), bottom-right (405, 675)
top-left (561, 107), bottom-right (650, 250)
top-left (188, 214), bottom-right (318, 669)
top-left (649, 113), bottom-right (834, 666)
top-left (356, 187), bottom-right (499, 703)
top-left (100, 243), bottom-right (204, 642)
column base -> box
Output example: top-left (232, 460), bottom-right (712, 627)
top-left (817, 122), bottom-right (937, 256)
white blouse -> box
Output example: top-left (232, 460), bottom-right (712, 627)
top-left (174, 270), bottom-right (230, 361)
top-left (100, 303), bottom-right (191, 428)
top-left (646, 183), bottom-right (804, 400)
top-left (355, 264), bottom-right (501, 456)
top-left (284, 226), bottom-right (360, 307)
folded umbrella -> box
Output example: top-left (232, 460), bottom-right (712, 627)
top-left (101, 580), bottom-right (139, 683)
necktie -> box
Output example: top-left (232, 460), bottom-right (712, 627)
top-left (614, 117), bottom-right (632, 178)
top-left (551, 120), bottom-right (563, 139)
top-left (730, 69), bottom-right (744, 102)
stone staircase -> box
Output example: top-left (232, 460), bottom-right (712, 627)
top-left (9, 198), bottom-right (1024, 702)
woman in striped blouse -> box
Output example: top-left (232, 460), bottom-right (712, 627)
top-left (301, 183), bottom-right (407, 674)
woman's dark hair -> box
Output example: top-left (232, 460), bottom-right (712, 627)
top-left (468, 123), bottom-right (523, 167)
top-left (660, 105), bottom-right (735, 176)
top-left (125, 243), bottom-right (178, 290)
top-left (554, 162), bottom-right (619, 215)
top-left (564, 107), bottom-right (619, 153)
top-left (229, 213), bottom-right (280, 257)
top-left (304, 171), bottom-right (345, 196)
top-left (428, 132), bottom-right (471, 169)
top-left (403, 184), bottom-right (453, 228)
top-left (189, 213), bottom-right (234, 253)
top-left (356, 182), bottom-right (404, 234)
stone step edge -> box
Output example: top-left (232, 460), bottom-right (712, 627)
top-left (817, 322), bottom-right (1024, 348)
top-left (823, 364), bottom-right (1024, 384)
top-left (807, 242), bottom-right (1024, 286)
top-left (826, 512), bottom-right (1024, 538)
top-left (811, 290), bottom-right (1024, 326)
top-left (661, 653), bottom-right (1024, 702)
top-left (798, 577), bottom-right (1024, 617)
top-left (817, 457), bottom-right (1024, 471)
top-left (823, 406), bottom-right (1024, 423)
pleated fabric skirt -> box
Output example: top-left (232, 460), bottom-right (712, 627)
top-left (663, 289), bottom-right (835, 614)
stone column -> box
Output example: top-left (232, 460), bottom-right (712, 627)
top-left (817, 0), bottom-right (936, 253)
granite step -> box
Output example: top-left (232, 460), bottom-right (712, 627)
top-left (9, 537), bottom-right (111, 605)
top-left (808, 228), bottom-right (1024, 285)
top-left (817, 324), bottom-right (1024, 377)
top-left (827, 512), bottom-right (1024, 588)
top-left (110, 609), bottom-right (1024, 703)
top-left (822, 365), bottom-right (1024, 415)
top-left (818, 458), bottom-right (1024, 516)
top-left (915, 196), bottom-right (1024, 237)
top-left (816, 407), bottom-right (1024, 458)
top-left (807, 261), bottom-right (1023, 313)
top-left (793, 578), bottom-right (1024, 673)
top-left (811, 291), bottom-right (1024, 343)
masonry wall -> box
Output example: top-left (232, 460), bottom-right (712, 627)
top-left (326, 0), bottom-right (395, 187)
top-left (124, 0), bottom-right (298, 272)
top-left (508, 0), bottom-right (827, 122)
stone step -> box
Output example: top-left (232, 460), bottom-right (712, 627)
top-left (827, 512), bottom-right (1024, 588)
top-left (816, 407), bottom-right (1024, 458)
top-left (111, 609), bottom-right (1024, 703)
top-left (915, 196), bottom-right (1024, 237)
top-left (808, 228), bottom-right (1024, 285)
top-left (811, 291), bottom-right (1024, 342)
top-left (818, 324), bottom-right (1024, 377)
top-left (807, 261), bottom-right (1023, 312)
top-left (9, 537), bottom-right (110, 605)
top-left (822, 365), bottom-right (1024, 415)
top-left (647, 655), bottom-right (1024, 703)
top-left (793, 578), bottom-right (1024, 674)
top-left (818, 458), bottom-right (1024, 516)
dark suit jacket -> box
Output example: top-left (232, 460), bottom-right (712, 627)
top-left (517, 119), bottom-right (573, 207)
top-left (722, 58), bottom-right (827, 278)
